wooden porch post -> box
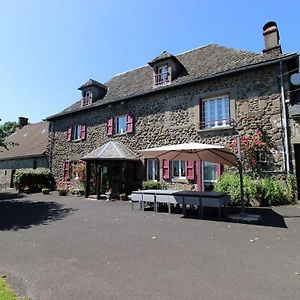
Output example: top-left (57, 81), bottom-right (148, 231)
top-left (85, 161), bottom-right (91, 198)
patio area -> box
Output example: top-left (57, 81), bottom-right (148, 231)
top-left (0, 192), bottom-right (299, 299)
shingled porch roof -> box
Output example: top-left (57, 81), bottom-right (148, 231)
top-left (81, 141), bottom-right (140, 161)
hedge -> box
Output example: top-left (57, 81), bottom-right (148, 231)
top-left (13, 169), bottom-right (55, 193)
top-left (214, 171), bottom-right (296, 206)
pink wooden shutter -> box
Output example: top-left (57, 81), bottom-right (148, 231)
top-left (186, 161), bottom-right (195, 180)
top-left (80, 124), bottom-right (86, 140)
top-left (67, 127), bottom-right (72, 142)
top-left (162, 159), bottom-right (170, 180)
top-left (126, 114), bottom-right (133, 133)
top-left (217, 164), bottom-right (223, 177)
top-left (64, 161), bottom-right (70, 180)
top-left (196, 161), bottom-right (202, 191)
top-left (107, 117), bottom-right (114, 136)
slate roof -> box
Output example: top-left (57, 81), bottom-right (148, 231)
top-left (0, 122), bottom-right (49, 160)
top-left (47, 44), bottom-right (298, 120)
top-left (78, 79), bottom-right (107, 91)
top-left (81, 141), bottom-right (139, 161)
top-left (148, 50), bottom-right (175, 65)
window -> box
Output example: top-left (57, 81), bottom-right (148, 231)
top-left (255, 150), bottom-right (267, 163)
top-left (33, 160), bottom-right (37, 169)
top-left (72, 125), bottom-right (81, 140)
top-left (201, 95), bottom-right (230, 129)
top-left (67, 125), bottom-right (86, 141)
top-left (155, 65), bottom-right (170, 86)
top-left (203, 162), bottom-right (218, 191)
top-left (146, 159), bottom-right (158, 181)
top-left (107, 115), bottom-right (134, 136)
top-left (114, 115), bottom-right (127, 134)
top-left (172, 160), bottom-right (186, 178)
top-left (81, 91), bottom-right (92, 106)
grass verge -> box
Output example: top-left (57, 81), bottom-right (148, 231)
top-left (0, 276), bottom-right (18, 300)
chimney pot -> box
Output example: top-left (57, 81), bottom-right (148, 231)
top-left (262, 21), bottom-right (282, 55)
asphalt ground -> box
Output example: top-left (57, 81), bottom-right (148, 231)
top-left (0, 192), bottom-right (300, 300)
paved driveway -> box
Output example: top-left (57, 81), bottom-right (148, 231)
top-left (0, 193), bottom-right (300, 300)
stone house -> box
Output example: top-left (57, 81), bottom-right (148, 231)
top-left (0, 118), bottom-right (50, 190)
top-left (47, 21), bottom-right (299, 199)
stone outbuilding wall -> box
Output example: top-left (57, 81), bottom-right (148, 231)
top-left (0, 156), bottom-right (49, 190)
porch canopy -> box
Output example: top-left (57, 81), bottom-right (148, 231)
top-left (138, 142), bottom-right (237, 166)
top-left (81, 140), bottom-right (140, 161)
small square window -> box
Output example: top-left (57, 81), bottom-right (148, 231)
top-left (155, 65), bottom-right (170, 86)
top-left (172, 160), bottom-right (186, 178)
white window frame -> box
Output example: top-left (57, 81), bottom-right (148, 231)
top-left (202, 161), bottom-right (218, 191)
top-left (146, 159), bottom-right (158, 181)
top-left (172, 160), bottom-right (186, 179)
top-left (72, 125), bottom-right (81, 141)
top-left (114, 115), bottom-right (127, 134)
top-left (202, 95), bottom-right (230, 128)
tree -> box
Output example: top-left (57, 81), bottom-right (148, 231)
top-left (0, 121), bottom-right (18, 150)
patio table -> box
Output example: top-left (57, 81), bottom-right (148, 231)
top-left (131, 190), bottom-right (230, 219)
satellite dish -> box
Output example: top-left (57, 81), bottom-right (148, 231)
top-left (290, 73), bottom-right (300, 86)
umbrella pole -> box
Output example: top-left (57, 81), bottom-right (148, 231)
top-left (237, 136), bottom-right (245, 216)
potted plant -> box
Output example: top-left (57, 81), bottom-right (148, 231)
top-left (42, 187), bottom-right (50, 195)
top-left (119, 193), bottom-right (126, 201)
top-left (57, 188), bottom-right (68, 196)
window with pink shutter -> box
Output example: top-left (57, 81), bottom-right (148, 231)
top-left (162, 159), bottom-right (170, 180)
top-left (64, 161), bottom-right (70, 180)
top-left (186, 161), bottom-right (195, 180)
top-left (67, 127), bottom-right (72, 142)
top-left (80, 125), bottom-right (86, 140)
top-left (107, 117), bottom-right (114, 136)
top-left (217, 164), bottom-right (223, 177)
top-left (126, 114), bottom-right (134, 133)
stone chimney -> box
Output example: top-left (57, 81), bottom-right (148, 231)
top-left (262, 21), bottom-right (282, 55)
top-left (19, 117), bottom-right (28, 128)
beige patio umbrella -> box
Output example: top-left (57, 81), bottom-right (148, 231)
top-left (138, 142), bottom-right (237, 166)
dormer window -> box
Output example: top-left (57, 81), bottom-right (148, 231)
top-left (78, 79), bottom-right (108, 107)
top-left (155, 65), bottom-right (170, 86)
top-left (148, 51), bottom-right (185, 88)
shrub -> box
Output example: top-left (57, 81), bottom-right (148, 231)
top-left (214, 172), bottom-right (242, 204)
top-left (214, 171), bottom-right (291, 206)
top-left (42, 188), bottom-right (50, 195)
top-left (142, 180), bottom-right (162, 190)
top-left (286, 172), bottom-right (297, 204)
top-left (69, 181), bottom-right (85, 195)
top-left (13, 169), bottom-right (55, 193)
top-left (256, 178), bottom-right (288, 206)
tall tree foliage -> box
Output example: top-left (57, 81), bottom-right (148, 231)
top-left (0, 121), bottom-right (18, 150)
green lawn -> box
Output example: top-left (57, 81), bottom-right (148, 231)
top-left (0, 277), bottom-right (18, 300)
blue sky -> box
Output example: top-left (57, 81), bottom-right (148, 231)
top-left (0, 0), bottom-right (299, 124)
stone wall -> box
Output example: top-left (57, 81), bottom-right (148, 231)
top-left (50, 64), bottom-right (286, 189)
top-left (0, 156), bottom-right (49, 189)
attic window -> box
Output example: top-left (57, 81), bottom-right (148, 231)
top-left (155, 65), bottom-right (170, 86)
top-left (81, 91), bottom-right (92, 107)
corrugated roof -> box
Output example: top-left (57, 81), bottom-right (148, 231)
top-left (47, 44), bottom-right (299, 120)
top-left (0, 121), bottom-right (49, 160)
top-left (81, 140), bottom-right (139, 161)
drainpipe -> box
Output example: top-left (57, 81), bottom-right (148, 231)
top-left (279, 60), bottom-right (290, 173)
